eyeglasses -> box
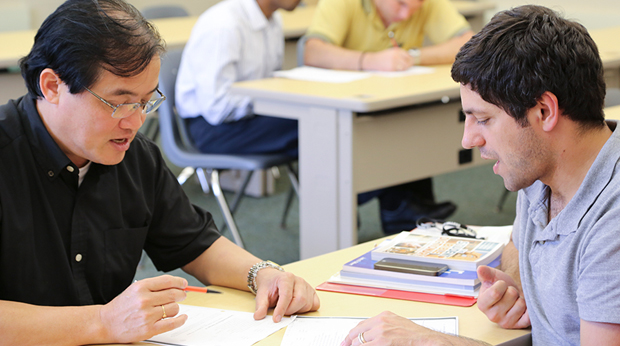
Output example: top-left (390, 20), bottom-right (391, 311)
top-left (415, 217), bottom-right (484, 239)
top-left (83, 86), bottom-right (166, 119)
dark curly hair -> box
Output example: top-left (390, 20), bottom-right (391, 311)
top-left (452, 5), bottom-right (606, 129)
top-left (20, 0), bottom-right (165, 97)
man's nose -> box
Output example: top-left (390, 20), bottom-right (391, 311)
top-left (461, 117), bottom-right (484, 149)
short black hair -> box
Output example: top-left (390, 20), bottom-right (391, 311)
top-left (20, 0), bottom-right (165, 97)
top-left (452, 5), bottom-right (606, 128)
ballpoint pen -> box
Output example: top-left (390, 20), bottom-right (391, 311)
top-left (185, 286), bottom-right (222, 294)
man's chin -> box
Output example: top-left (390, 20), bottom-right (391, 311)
top-left (93, 153), bottom-right (126, 166)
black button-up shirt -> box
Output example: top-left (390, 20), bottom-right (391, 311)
top-left (0, 95), bottom-right (221, 306)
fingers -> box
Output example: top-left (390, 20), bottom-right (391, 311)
top-left (140, 275), bottom-right (188, 292)
top-left (254, 273), bottom-right (320, 323)
top-left (133, 276), bottom-right (188, 308)
top-left (477, 265), bottom-right (498, 287)
top-left (152, 313), bottom-right (188, 337)
top-left (478, 281), bottom-right (529, 329)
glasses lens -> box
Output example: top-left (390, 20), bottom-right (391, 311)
top-left (144, 98), bottom-right (165, 115)
top-left (112, 103), bottom-right (142, 119)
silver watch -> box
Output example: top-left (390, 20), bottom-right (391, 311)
top-left (246, 260), bottom-right (284, 294)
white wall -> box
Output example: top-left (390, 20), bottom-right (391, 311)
top-left (492, 0), bottom-right (620, 30)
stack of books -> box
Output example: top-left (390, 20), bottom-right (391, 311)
top-left (319, 226), bottom-right (511, 305)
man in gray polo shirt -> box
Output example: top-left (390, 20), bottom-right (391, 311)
top-left (340, 5), bottom-right (620, 346)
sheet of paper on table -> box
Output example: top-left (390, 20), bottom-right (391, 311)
top-left (146, 304), bottom-right (295, 346)
top-left (273, 66), bottom-right (435, 83)
top-left (281, 316), bottom-right (458, 346)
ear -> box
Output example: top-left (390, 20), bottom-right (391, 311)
top-left (39, 68), bottom-right (63, 105)
top-left (536, 91), bottom-right (560, 132)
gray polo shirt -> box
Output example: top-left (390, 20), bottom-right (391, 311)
top-left (513, 121), bottom-right (620, 345)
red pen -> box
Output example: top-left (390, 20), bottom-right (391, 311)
top-left (185, 286), bottom-right (222, 294)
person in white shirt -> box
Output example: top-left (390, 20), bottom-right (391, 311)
top-left (176, 0), bottom-right (300, 157)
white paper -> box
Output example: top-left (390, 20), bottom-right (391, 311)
top-left (372, 66), bottom-right (435, 77)
top-left (274, 66), bottom-right (371, 83)
top-left (146, 304), bottom-right (295, 346)
top-left (281, 316), bottom-right (457, 346)
top-left (273, 66), bottom-right (435, 83)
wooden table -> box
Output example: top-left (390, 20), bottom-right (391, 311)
top-left (122, 238), bottom-right (530, 345)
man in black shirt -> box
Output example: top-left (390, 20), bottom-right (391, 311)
top-left (0, 0), bottom-right (319, 344)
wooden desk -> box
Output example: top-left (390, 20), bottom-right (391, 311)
top-left (124, 238), bottom-right (529, 346)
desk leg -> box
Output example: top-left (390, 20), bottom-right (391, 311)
top-left (337, 110), bottom-right (356, 251)
top-left (298, 107), bottom-right (341, 259)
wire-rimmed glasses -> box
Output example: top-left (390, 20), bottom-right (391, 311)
top-left (83, 86), bottom-right (166, 119)
top-left (416, 217), bottom-right (483, 239)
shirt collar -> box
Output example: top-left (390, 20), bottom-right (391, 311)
top-left (19, 95), bottom-right (77, 182)
top-left (361, 0), bottom-right (405, 34)
top-left (523, 120), bottom-right (619, 240)
top-left (240, 0), bottom-right (271, 31)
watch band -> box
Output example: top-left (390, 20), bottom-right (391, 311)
top-left (246, 260), bottom-right (284, 294)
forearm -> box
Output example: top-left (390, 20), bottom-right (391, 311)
top-left (499, 240), bottom-right (522, 290)
top-left (0, 301), bottom-right (106, 346)
top-left (182, 236), bottom-right (262, 291)
top-left (419, 31), bottom-right (474, 65)
top-left (304, 38), bottom-right (364, 70)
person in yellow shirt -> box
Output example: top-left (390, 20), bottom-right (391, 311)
top-left (304, 0), bottom-right (473, 71)
top-left (302, 0), bottom-right (473, 233)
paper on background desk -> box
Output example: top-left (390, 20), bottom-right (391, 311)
top-left (146, 304), bottom-right (295, 346)
top-left (273, 66), bottom-right (435, 83)
top-left (281, 316), bottom-right (458, 346)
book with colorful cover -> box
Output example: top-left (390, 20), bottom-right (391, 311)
top-left (341, 248), bottom-right (500, 287)
top-left (370, 231), bottom-right (504, 271)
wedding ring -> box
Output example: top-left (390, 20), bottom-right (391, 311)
top-left (358, 332), bottom-right (367, 344)
top-left (161, 305), bottom-right (167, 319)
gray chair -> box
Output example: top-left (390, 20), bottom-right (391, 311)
top-left (140, 5), bottom-right (190, 141)
top-left (158, 49), bottom-right (299, 248)
top-left (141, 5), bottom-right (189, 20)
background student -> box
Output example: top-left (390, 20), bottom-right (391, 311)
top-left (300, 0), bottom-right (474, 233)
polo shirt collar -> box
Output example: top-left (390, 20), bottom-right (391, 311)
top-left (239, 0), bottom-right (271, 31)
top-left (19, 95), bottom-right (77, 182)
top-left (361, 0), bottom-right (405, 33)
top-left (523, 121), bottom-right (619, 241)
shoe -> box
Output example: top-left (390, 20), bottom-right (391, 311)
top-left (380, 199), bottom-right (457, 234)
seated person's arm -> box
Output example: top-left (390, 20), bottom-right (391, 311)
top-left (304, 38), bottom-right (415, 71)
top-left (304, 30), bottom-right (473, 72)
top-left (417, 30), bottom-right (474, 65)
top-left (0, 275), bottom-right (188, 346)
top-left (581, 320), bottom-right (620, 345)
top-left (182, 237), bottom-right (320, 322)
top-left (477, 239), bottom-right (530, 329)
